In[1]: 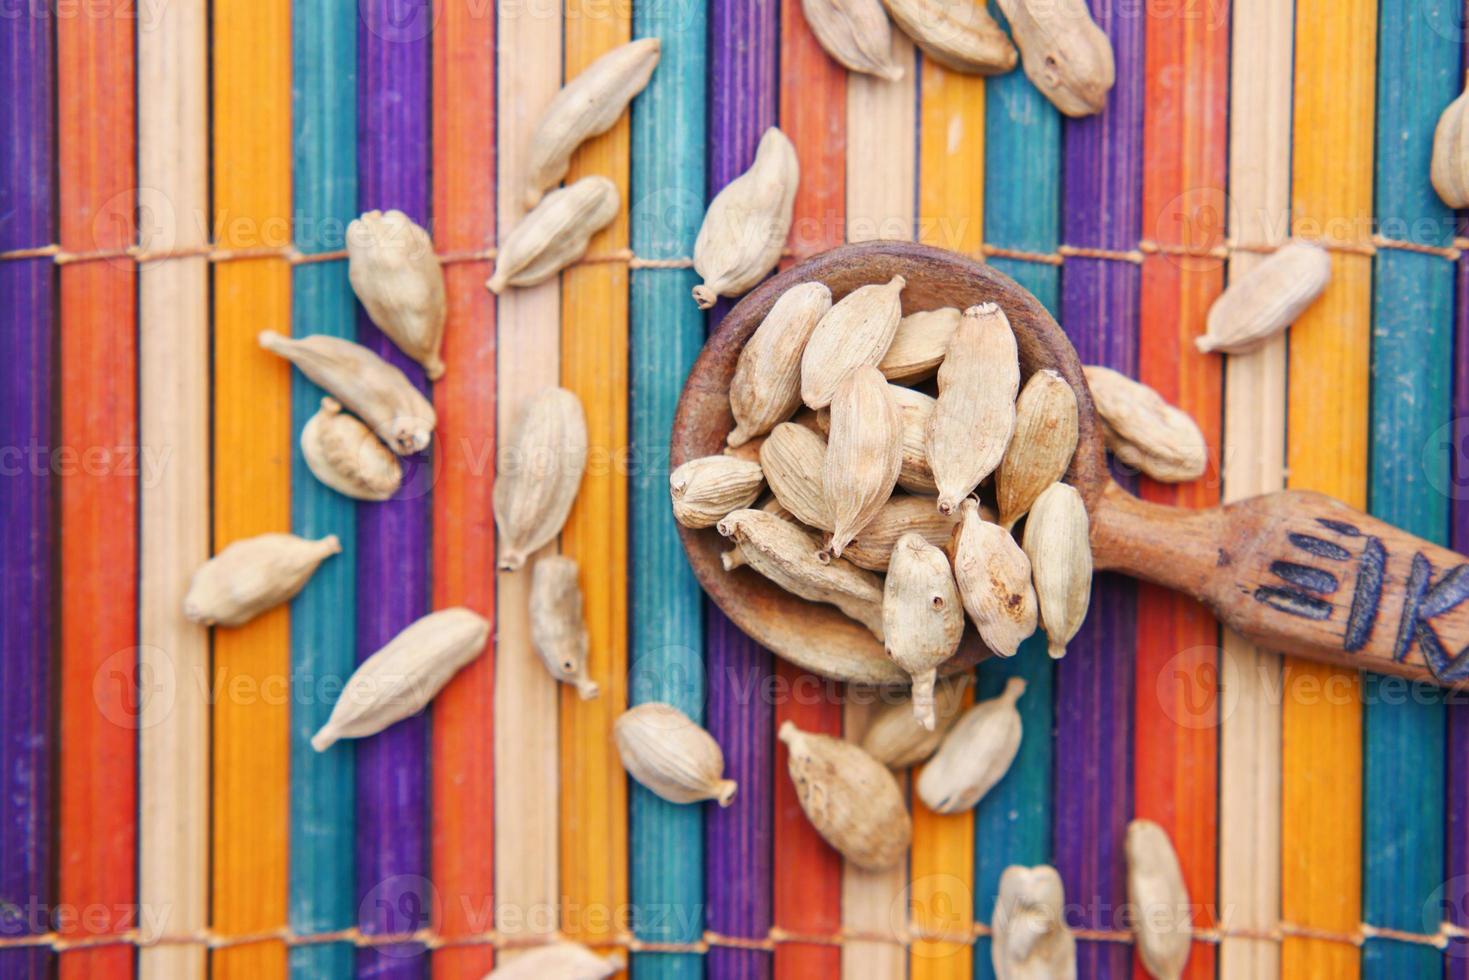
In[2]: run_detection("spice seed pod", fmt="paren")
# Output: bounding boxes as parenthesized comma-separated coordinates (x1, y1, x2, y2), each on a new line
(800, 275, 906, 410)
(837, 493, 960, 572)
(859, 676, 971, 770)
(1196, 240, 1330, 354)
(720, 495, 792, 571)
(691, 128, 799, 308)
(1433, 80, 1469, 208)
(759, 421, 834, 531)
(997, 369, 1078, 528)
(1022, 482, 1092, 659)
(529, 555, 599, 699)
(878, 306, 961, 383)
(1084, 365, 1207, 483)
(728, 281, 833, 446)
(824, 366, 903, 558)
(300, 397, 403, 502)
(998, 0, 1115, 118)
(488, 176, 620, 292)
(928, 302, 1020, 516)
(950, 498, 1038, 657)
(916, 677, 1025, 814)
(992, 865, 1077, 980)
(494, 387, 589, 571)
(614, 702, 737, 807)
(883, 534, 965, 730)
(801, 0, 906, 81)
(484, 942, 625, 980)
(882, 0, 1017, 75)
(779, 720, 913, 871)
(669, 455, 765, 529)
(1126, 819, 1192, 980)
(184, 532, 342, 628)
(346, 209, 446, 379)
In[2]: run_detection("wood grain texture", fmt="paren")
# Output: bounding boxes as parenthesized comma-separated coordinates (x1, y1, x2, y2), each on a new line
(288, 3, 358, 977)
(137, 3, 210, 976)
(55, 6, 136, 978)
(211, 0, 292, 974)
(629, 1, 708, 977)
(0, 7, 54, 978)
(430, 2, 497, 977)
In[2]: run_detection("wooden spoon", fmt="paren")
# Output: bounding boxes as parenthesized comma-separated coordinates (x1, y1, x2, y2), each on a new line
(672, 240, 1469, 689)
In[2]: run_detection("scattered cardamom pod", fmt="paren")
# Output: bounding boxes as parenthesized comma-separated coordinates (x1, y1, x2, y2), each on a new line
(669, 455, 765, 529)
(717, 508, 885, 640)
(801, 0, 906, 81)
(691, 128, 799, 309)
(800, 275, 906, 410)
(883, 534, 965, 730)
(183, 532, 341, 627)
(1126, 819, 1192, 980)
(824, 365, 903, 558)
(992, 865, 1076, 980)
(878, 306, 961, 383)
(494, 387, 589, 571)
(859, 676, 971, 770)
(311, 607, 490, 751)
(997, 369, 1078, 528)
(916, 676, 1025, 813)
(614, 702, 737, 807)
(529, 556, 599, 700)
(998, 0, 1115, 117)
(928, 303, 1020, 515)
(525, 38, 661, 208)
(1433, 81, 1469, 208)
(259, 330, 436, 455)
(1196, 240, 1331, 354)
(1083, 365, 1207, 483)
(488, 175, 620, 292)
(882, 0, 1017, 75)
(346, 209, 446, 380)
(485, 942, 625, 980)
(759, 421, 834, 531)
(835, 493, 959, 572)
(1022, 482, 1092, 659)
(300, 397, 403, 502)
(728, 282, 833, 446)
(778, 720, 912, 871)
(950, 498, 1037, 657)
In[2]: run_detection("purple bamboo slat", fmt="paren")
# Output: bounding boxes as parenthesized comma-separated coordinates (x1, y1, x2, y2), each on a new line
(0, 7, 54, 978)
(1053, 2, 1144, 977)
(706, 2, 778, 976)
(356, 3, 433, 977)
(1448, 209, 1469, 976)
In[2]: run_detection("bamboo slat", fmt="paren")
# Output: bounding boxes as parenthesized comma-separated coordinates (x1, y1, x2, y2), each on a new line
(1282, 4, 1375, 976)
(628, 2, 708, 977)
(355, 2, 434, 974)
(1452, 51, 1469, 980)
(211, 0, 292, 974)
(430, 3, 497, 977)
(842, 32, 917, 980)
(1217, 0, 1291, 975)
(773, 5, 846, 979)
(137, 2, 210, 977)
(56, 6, 136, 978)
(1362, 2, 1456, 976)
(0, 8, 54, 979)
(288, 3, 358, 977)
(1134, 5, 1228, 979)
(493, 0, 562, 962)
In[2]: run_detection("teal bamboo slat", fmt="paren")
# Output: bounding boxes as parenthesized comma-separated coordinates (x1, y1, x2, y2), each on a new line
(1363, 0, 1457, 975)
(289, 3, 357, 975)
(628, 1, 708, 976)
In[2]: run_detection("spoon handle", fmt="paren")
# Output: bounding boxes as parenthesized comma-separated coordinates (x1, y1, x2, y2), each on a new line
(1091, 480, 1469, 687)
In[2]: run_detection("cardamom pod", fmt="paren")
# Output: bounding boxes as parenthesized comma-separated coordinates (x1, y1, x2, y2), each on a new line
(883, 534, 965, 730)
(759, 421, 834, 531)
(1022, 482, 1092, 659)
(800, 275, 906, 410)
(837, 493, 960, 572)
(717, 508, 885, 640)
(778, 720, 913, 871)
(488, 176, 620, 292)
(998, 0, 1115, 117)
(183, 532, 341, 627)
(824, 365, 903, 558)
(1126, 819, 1193, 980)
(346, 209, 446, 379)
(485, 942, 624, 980)
(878, 306, 961, 383)
(950, 498, 1037, 657)
(801, 0, 906, 81)
(997, 369, 1078, 528)
(691, 128, 799, 309)
(494, 387, 589, 571)
(529, 556, 599, 700)
(859, 676, 971, 770)
(669, 455, 765, 529)
(916, 676, 1024, 813)
(525, 38, 661, 208)
(1196, 240, 1331, 354)
(882, 0, 1017, 75)
(929, 303, 1020, 515)
(1433, 81, 1469, 208)
(819, 388, 939, 495)
(992, 865, 1076, 980)
(720, 495, 791, 571)
(728, 281, 833, 446)
(1084, 365, 1207, 483)
(259, 331, 436, 455)
(614, 702, 737, 807)
(300, 397, 403, 502)
(311, 607, 490, 750)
